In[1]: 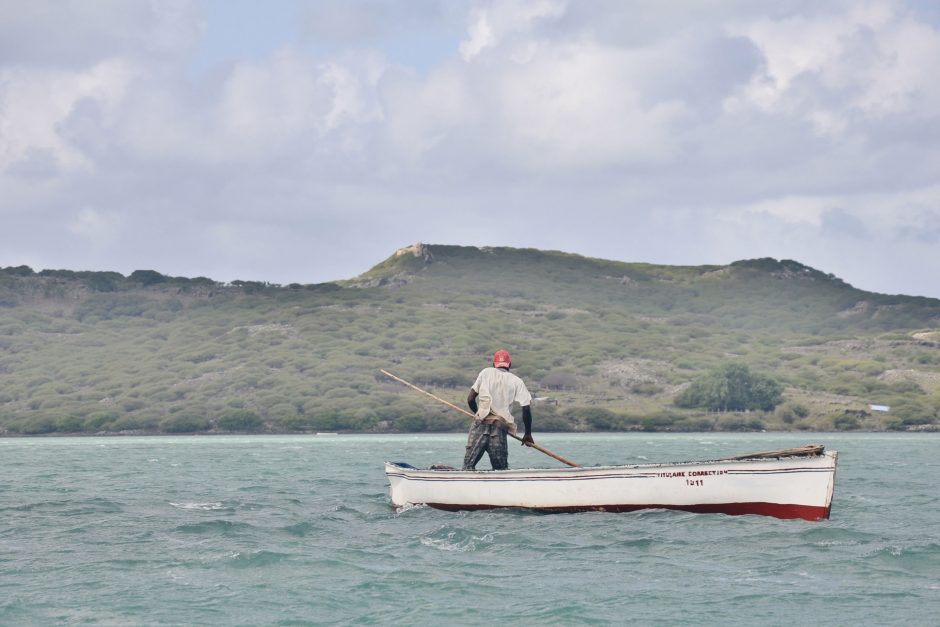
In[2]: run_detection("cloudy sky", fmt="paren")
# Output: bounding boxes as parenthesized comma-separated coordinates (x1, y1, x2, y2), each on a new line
(2, 1, 939, 297)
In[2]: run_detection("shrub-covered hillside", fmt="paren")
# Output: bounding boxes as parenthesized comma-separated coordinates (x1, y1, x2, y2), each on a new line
(1, 244, 939, 435)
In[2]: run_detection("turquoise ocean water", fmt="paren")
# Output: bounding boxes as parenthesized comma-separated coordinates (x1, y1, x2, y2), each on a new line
(2, 433, 938, 625)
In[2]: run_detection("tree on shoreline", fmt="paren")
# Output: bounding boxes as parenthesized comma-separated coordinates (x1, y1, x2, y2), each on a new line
(674, 363, 783, 412)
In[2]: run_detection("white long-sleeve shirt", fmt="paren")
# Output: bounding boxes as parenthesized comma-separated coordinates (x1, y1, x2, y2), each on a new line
(471, 367, 532, 433)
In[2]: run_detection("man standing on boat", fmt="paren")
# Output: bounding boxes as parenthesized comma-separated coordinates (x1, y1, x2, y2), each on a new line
(464, 350, 534, 470)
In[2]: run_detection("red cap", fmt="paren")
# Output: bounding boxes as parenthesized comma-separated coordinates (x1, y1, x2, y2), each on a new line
(493, 350, 511, 369)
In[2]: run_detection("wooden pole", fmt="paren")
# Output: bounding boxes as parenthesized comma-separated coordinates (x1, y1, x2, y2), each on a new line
(380, 369, 579, 468)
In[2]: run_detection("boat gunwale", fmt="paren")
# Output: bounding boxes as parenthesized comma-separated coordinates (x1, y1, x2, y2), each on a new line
(385, 450, 837, 478)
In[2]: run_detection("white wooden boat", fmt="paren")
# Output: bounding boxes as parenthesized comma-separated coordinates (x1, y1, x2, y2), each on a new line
(385, 445, 838, 521)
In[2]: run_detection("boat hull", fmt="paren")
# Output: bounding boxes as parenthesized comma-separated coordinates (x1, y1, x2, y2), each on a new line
(385, 450, 838, 521)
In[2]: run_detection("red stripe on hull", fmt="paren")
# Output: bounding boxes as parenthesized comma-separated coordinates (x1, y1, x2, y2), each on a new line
(426, 502, 830, 521)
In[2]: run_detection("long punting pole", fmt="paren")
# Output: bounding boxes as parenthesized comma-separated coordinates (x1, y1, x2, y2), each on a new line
(380, 369, 579, 468)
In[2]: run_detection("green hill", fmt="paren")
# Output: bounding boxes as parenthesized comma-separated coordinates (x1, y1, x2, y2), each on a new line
(1, 244, 938, 435)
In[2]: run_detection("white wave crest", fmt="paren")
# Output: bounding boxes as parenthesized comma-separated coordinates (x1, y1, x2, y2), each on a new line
(394, 503, 428, 515)
(420, 531, 493, 552)
(169, 501, 225, 511)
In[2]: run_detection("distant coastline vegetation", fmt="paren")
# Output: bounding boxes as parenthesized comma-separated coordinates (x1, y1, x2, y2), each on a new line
(1, 244, 939, 436)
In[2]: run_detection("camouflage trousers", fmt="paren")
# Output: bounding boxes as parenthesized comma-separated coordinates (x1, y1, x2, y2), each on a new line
(462, 420, 509, 470)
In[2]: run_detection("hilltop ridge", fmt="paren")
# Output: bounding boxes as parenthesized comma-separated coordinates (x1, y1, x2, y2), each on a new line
(350, 243, 849, 290)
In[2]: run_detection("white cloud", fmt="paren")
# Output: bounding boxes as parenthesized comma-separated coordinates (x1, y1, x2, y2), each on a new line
(387, 15, 692, 170)
(380, 64, 474, 164)
(459, 0, 566, 60)
(487, 41, 689, 168)
(726, 183, 940, 245)
(725, 1, 940, 132)
(68, 208, 123, 249)
(0, 59, 136, 173)
(460, 10, 495, 60)
(0, 0, 202, 68)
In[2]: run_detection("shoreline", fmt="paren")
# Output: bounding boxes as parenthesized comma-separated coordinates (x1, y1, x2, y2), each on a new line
(2, 425, 937, 438)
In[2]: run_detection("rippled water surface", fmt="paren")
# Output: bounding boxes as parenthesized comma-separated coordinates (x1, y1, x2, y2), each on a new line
(2, 433, 938, 625)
